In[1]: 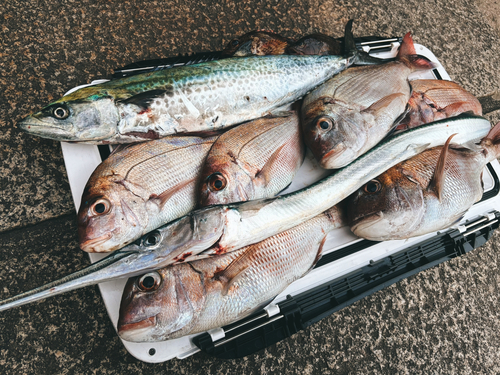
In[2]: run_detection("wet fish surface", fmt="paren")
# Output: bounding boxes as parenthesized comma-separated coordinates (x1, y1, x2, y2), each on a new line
(301, 33, 436, 169)
(117, 206, 344, 342)
(18, 20, 386, 144)
(0, 115, 490, 313)
(199, 113, 304, 206)
(78, 135, 218, 253)
(347, 121, 500, 240)
(396, 79, 482, 131)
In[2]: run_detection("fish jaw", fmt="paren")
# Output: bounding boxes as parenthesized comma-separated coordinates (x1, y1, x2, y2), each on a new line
(19, 97, 120, 142)
(78, 178, 150, 253)
(118, 316, 157, 342)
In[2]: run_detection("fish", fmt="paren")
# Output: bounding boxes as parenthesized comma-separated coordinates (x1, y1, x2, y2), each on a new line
(396, 79, 482, 131)
(301, 32, 436, 169)
(78, 135, 218, 253)
(199, 112, 304, 206)
(221, 30, 294, 57)
(287, 33, 343, 56)
(0, 115, 490, 312)
(18, 21, 381, 144)
(117, 206, 344, 342)
(347, 121, 500, 241)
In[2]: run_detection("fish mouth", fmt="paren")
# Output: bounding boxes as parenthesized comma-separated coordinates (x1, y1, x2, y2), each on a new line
(18, 117, 74, 140)
(320, 144, 348, 168)
(80, 232, 114, 253)
(350, 211, 384, 235)
(118, 316, 157, 342)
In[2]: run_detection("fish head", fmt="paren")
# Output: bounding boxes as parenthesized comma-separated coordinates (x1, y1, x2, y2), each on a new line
(118, 265, 206, 342)
(199, 160, 254, 206)
(78, 175, 150, 253)
(301, 98, 367, 169)
(346, 166, 425, 240)
(18, 87, 120, 142)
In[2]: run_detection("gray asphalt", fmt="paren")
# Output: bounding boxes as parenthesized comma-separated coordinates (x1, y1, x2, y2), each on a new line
(1, 0, 500, 373)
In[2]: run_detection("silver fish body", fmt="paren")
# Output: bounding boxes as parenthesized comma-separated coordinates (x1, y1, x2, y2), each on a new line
(301, 33, 435, 169)
(117, 206, 343, 342)
(199, 113, 304, 206)
(78, 135, 218, 253)
(0, 115, 491, 312)
(18, 55, 353, 144)
(347, 122, 500, 240)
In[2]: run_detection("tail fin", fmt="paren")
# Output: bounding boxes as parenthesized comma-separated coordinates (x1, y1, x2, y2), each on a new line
(397, 32, 438, 71)
(344, 19, 393, 66)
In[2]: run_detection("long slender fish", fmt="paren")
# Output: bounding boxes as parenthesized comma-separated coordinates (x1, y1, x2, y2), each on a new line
(199, 113, 304, 206)
(0, 115, 491, 311)
(117, 206, 343, 342)
(18, 21, 377, 144)
(78, 135, 218, 253)
(301, 33, 436, 169)
(347, 122, 500, 240)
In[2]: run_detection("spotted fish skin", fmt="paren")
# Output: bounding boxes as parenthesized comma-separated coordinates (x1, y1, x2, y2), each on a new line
(347, 121, 500, 240)
(78, 135, 218, 253)
(199, 113, 304, 206)
(117, 206, 343, 342)
(18, 55, 353, 144)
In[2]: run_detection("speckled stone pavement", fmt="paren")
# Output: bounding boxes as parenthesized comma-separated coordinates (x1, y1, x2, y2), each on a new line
(2, 1, 500, 373)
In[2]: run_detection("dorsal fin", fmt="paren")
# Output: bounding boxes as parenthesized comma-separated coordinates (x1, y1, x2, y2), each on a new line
(427, 133, 457, 201)
(397, 33, 437, 71)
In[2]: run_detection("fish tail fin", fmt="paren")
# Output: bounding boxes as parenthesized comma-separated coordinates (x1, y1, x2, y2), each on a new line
(344, 19, 392, 66)
(397, 32, 438, 71)
(480, 121, 500, 160)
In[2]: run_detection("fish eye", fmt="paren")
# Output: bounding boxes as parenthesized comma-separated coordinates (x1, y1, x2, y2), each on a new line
(207, 173, 227, 192)
(364, 180, 381, 194)
(143, 231, 161, 248)
(90, 198, 111, 216)
(138, 272, 161, 292)
(52, 106, 69, 119)
(231, 39, 240, 46)
(316, 116, 333, 131)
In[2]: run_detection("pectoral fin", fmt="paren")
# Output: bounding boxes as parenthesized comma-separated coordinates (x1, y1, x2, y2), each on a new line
(255, 142, 288, 187)
(149, 178, 196, 210)
(119, 89, 168, 110)
(214, 246, 258, 296)
(363, 93, 409, 130)
(427, 134, 457, 201)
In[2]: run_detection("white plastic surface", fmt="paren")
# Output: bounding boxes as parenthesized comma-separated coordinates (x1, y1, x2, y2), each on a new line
(60, 44, 496, 363)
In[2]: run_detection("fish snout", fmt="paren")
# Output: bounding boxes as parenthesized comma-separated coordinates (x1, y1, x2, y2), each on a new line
(118, 316, 157, 342)
(349, 211, 384, 237)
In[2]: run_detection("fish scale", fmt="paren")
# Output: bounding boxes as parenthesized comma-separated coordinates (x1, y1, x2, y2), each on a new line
(78, 135, 218, 253)
(19, 55, 353, 143)
(0, 116, 490, 313)
(347, 133, 498, 241)
(117, 207, 341, 341)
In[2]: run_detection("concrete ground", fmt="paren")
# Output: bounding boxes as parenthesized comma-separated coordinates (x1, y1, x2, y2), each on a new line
(2, 0, 500, 373)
